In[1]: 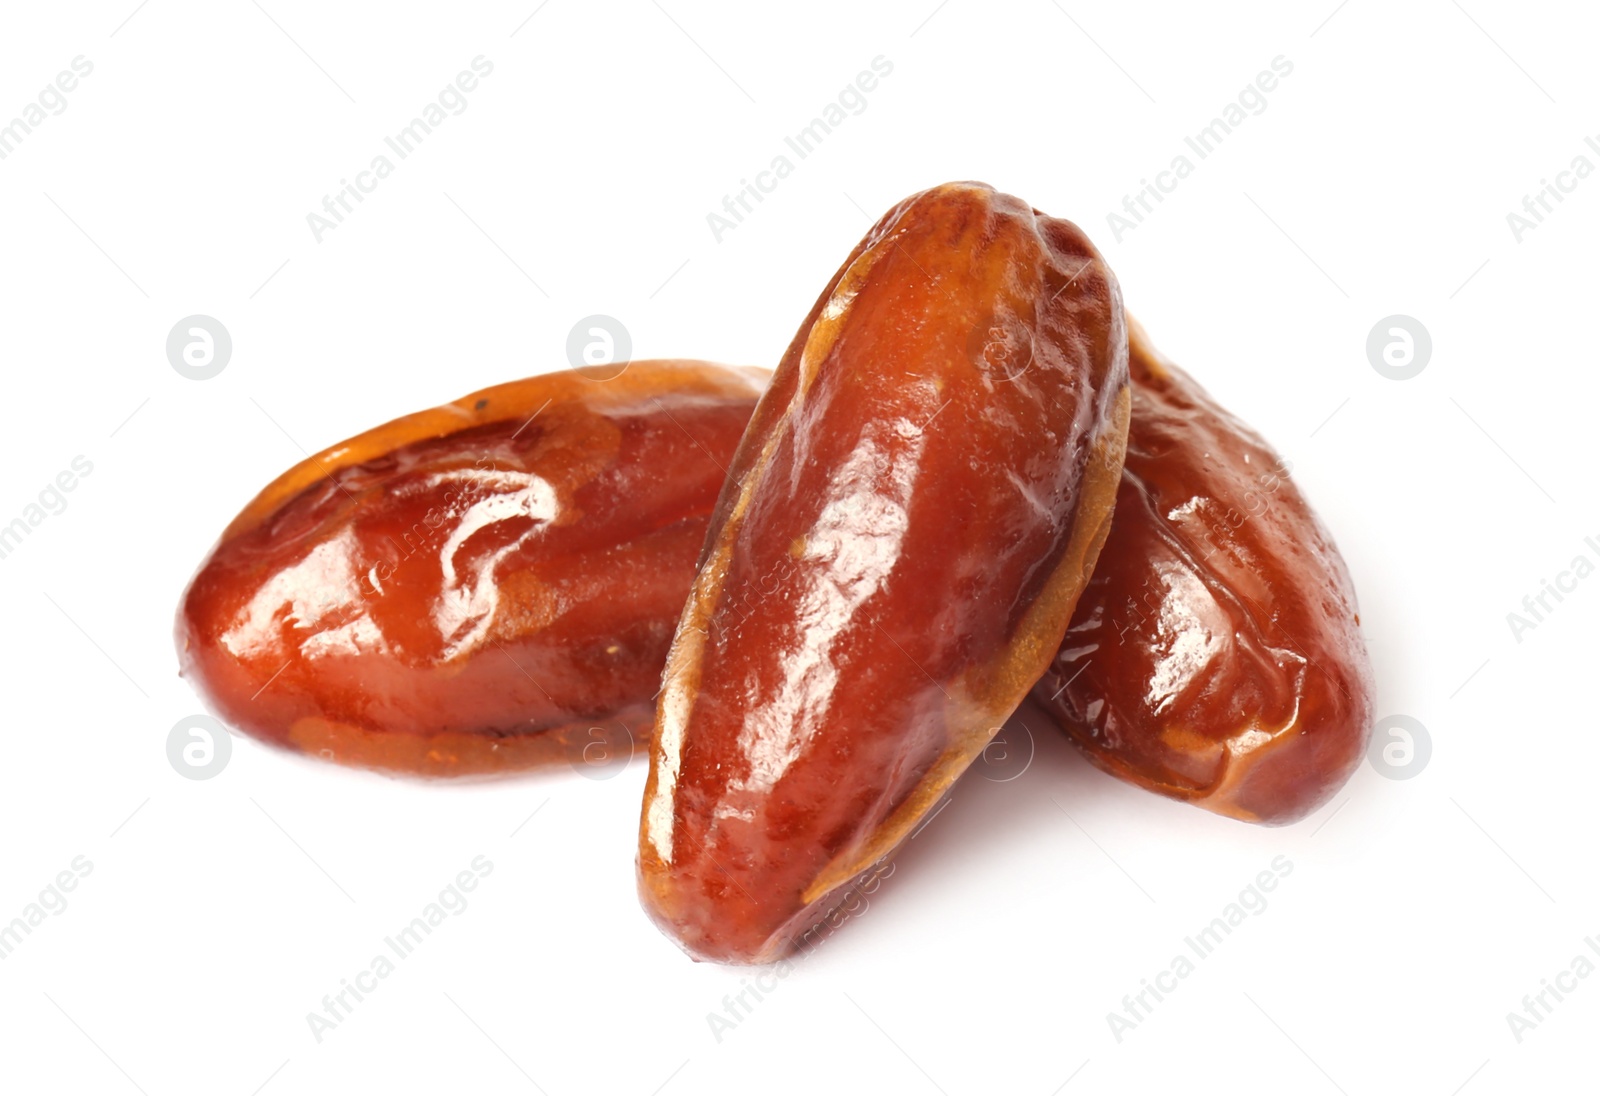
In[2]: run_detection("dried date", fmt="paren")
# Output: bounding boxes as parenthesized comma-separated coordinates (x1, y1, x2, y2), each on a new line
(1032, 320, 1374, 823)
(637, 183, 1131, 962)
(176, 360, 765, 777)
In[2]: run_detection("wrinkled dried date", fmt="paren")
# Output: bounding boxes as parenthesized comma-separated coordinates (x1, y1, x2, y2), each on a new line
(176, 360, 765, 777)
(637, 182, 1131, 962)
(1032, 320, 1374, 823)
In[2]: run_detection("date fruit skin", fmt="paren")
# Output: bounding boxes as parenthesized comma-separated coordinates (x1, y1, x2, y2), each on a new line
(176, 361, 766, 777)
(638, 182, 1131, 963)
(1032, 320, 1374, 824)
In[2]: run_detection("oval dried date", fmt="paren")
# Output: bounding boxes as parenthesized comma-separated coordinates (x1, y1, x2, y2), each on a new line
(1032, 320, 1374, 823)
(176, 360, 765, 777)
(637, 183, 1131, 962)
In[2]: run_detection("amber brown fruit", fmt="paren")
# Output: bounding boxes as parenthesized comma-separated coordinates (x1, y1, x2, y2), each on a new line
(176, 361, 765, 777)
(1032, 320, 1374, 824)
(638, 182, 1131, 962)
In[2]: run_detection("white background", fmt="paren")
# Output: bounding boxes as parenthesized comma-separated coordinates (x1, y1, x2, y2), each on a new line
(1, 1, 1595, 1093)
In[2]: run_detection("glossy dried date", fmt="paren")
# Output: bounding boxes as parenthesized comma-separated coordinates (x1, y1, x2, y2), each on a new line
(176, 360, 765, 777)
(638, 183, 1131, 962)
(1032, 320, 1374, 823)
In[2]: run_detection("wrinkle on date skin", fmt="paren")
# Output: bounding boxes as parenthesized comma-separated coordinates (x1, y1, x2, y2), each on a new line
(735, 430, 922, 798)
(431, 475, 560, 659)
(647, 432, 928, 864)
(224, 532, 366, 662)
